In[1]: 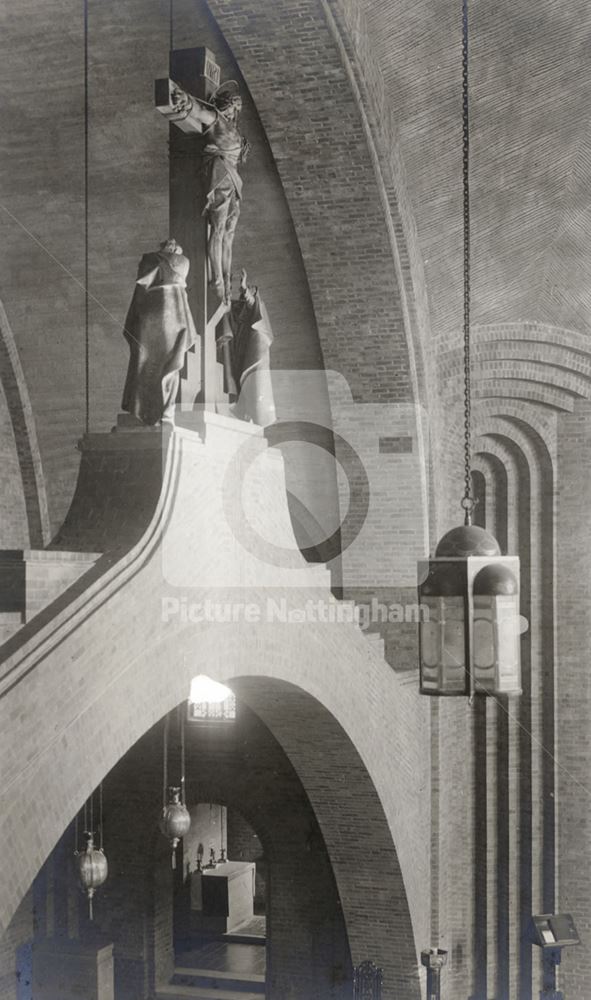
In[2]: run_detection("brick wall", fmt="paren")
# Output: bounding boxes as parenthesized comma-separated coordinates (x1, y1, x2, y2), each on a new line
(427, 318, 591, 1000)
(555, 400, 591, 1000)
(0, 890, 32, 1000)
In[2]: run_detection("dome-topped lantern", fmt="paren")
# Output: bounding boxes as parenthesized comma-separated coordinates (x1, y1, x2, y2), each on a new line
(417, 0, 521, 698)
(419, 525, 521, 697)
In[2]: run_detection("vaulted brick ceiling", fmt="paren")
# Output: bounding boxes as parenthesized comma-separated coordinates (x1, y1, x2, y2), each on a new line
(365, 0, 591, 341)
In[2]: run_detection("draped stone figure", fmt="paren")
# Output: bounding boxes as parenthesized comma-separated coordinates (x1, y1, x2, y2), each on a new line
(121, 240, 197, 425)
(217, 270, 276, 427)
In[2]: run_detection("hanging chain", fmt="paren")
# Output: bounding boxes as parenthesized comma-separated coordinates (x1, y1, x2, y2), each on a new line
(461, 0, 475, 525)
(163, 713, 170, 808)
(83, 0, 90, 434)
(179, 704, 186, 806)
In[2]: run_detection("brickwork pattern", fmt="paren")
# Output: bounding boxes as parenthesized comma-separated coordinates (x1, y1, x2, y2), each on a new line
(555, 400, 591, 1000)
(205, 0, 414, 406)
(430, 318, 591, 1000)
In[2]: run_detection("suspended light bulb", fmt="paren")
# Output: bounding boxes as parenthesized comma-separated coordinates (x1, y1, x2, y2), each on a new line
(417, 0, 522, 698)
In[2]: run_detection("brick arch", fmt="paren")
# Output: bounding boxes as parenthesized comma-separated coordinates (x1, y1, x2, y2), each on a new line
(439, 321, 591, 412)
(475, 380, 577, 412)
(206, 0, 425, 411)
(96, 699, 355, 999)
(138, 677, 422, 998)
(1, 640, 423, 999)
(0, 299, 49, 547)
(0, 427, 428, 1000)
(230, 676, 420, 996)
(0, 399, 432, 1000)
(471, 417, 556, 1000)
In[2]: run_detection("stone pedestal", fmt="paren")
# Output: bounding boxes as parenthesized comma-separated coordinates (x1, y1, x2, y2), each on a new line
(31, 938, 114, 1000)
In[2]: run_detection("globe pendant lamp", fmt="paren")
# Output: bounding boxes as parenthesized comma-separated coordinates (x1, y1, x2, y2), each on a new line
(159, 709, 191, 868)
(75, 830, 108, 920)
(74, 786, 108, 920)
(418, 0, 522, 699)
(160, 786, 191, 869)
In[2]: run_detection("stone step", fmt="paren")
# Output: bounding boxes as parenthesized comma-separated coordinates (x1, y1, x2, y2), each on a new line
(173, 966, 264, 993)
(157, 983, 262, 1000)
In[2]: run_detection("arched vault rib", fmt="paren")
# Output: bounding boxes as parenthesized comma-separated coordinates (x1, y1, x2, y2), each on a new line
(0, 299, 49, 546)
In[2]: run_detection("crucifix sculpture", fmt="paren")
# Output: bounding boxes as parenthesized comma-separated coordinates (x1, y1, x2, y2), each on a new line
(155, 47, 249, 411)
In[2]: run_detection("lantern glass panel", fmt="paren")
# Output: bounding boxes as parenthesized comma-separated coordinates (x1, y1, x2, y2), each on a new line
(441, 596, 465, 691)
(420, 597, 441, 668)
(495, 594, 520, 691)
(473, 598, 495, 669)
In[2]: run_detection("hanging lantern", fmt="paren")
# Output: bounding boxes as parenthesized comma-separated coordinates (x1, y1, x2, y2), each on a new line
(419, 525, 521, 697)
(417, 0, 522, 698)
(159, 709, 190, 868)
(75, 831, 108, 920)
(160, 785, 191, 869)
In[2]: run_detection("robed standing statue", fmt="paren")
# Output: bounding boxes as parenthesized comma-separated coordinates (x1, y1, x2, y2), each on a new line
(217, 269, 276, 427)
(121, 239, 197, 425)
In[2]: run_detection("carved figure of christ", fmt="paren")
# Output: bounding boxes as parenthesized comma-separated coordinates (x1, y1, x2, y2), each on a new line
(156, 78, 247, 304)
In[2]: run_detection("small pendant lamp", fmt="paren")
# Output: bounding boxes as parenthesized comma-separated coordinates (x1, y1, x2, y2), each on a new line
(418, 0, 522, 698)
(159, 710, 191, 868)
(74, 786, 108, 920)
(76, 831, 108, 920)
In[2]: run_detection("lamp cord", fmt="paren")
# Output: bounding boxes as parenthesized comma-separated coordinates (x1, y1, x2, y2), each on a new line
(163, 714, 169, 809)
(461, 0, 474, 524)
(180, 704, 186, 806)
(83, 0, 90, 434)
